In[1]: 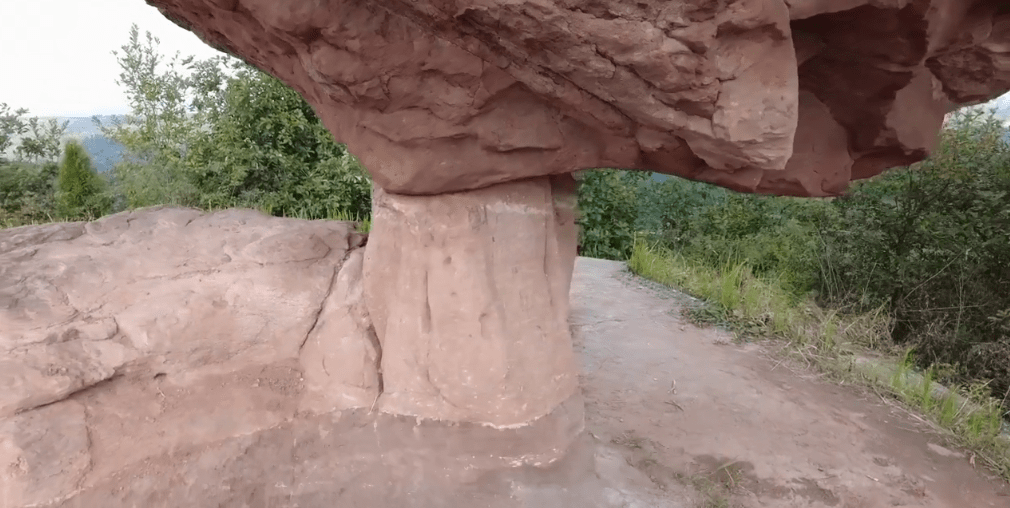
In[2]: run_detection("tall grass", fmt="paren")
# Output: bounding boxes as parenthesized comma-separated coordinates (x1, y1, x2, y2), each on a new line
(629, 237, 1010, 480)
(265, 203, 372, 232)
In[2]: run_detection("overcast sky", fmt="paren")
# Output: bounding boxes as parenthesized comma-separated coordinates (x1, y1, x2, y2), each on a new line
(0, 0, 229, 117)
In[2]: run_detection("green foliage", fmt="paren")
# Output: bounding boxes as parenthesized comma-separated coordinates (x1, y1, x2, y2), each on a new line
(820, 110, 1010, 397)
(0, 103, 30, 159)
(635, 176, 828, 298)
(576, 169, 647, 260)
(97, 24, 371, 222)
(56, 141, 110, 220)
(1, 161, 59, 226)
(96, 24, 212, 169)
(0, 103, 68, 164)
(184, 66, 371, 219)
(1, 103, 80, 226)
(633, 175, 724, 235)
(15, 117, 69, 163)
(579, 110, 1010, 407)
(92, 25, 223, 211)
(594, 110, 1010, 407)
(110, 159, 200, 210)
(5, 25, 370, 229)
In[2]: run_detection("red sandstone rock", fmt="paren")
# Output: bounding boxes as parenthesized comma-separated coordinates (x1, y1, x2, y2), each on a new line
(0, 208, 592, 507)
(148, 0, 1010, 197)
(8, 4, 1010, 503)
(0, 208, 373, 422)
(363, 175, 580, 426)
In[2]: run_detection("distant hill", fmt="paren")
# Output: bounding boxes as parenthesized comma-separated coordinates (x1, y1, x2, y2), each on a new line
(0, 115, 126, 172)
(69, 115, 127, 173)
(64, 116, 116, 138)
(80, 133, 126, 173)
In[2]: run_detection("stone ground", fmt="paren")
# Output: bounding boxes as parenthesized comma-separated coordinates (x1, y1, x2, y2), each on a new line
(572, 256, 1010, 507)
(8, 252, 1010, 507)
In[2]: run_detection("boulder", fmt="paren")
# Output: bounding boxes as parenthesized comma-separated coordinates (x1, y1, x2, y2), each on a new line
(0, 207, 588, 506)
(0, 207, 376, 420)
(147, 0, 1010, 196)
(0, 208, 361, 504)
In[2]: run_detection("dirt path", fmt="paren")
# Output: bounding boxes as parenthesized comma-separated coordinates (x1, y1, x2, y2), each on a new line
(571, 257, 1010, 508)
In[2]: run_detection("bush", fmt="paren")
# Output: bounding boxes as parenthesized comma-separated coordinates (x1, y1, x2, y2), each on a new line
(819, 110, 1010, 395)
(635, 176, 829, 298)
(57, 141, 111, 220)
(0, 161, 59, 226)
(578, 112, 1010, 406)
(110, 158, 201, 210)
(576, 169, 647, 260)
(99, 26, 372, 223)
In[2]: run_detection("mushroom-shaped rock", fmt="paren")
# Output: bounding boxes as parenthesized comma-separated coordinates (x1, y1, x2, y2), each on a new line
(138, 0, 1010, 427)
(7, 1, 1008, 505)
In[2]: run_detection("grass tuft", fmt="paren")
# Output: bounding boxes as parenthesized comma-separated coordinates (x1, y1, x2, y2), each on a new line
(628, 236, 1010, 481)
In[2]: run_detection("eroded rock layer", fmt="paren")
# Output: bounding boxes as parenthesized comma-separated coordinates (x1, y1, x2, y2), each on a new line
(147, 0, 1010, 196)
(0, 207, 587, 506)
(364, 175, 580, 426)
(0, 207, 375, 421)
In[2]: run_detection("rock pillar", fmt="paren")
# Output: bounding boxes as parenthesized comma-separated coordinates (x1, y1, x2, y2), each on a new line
(363, 175, 580, 427)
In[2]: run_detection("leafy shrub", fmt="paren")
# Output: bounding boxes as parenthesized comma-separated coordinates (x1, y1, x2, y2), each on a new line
(56, 141, 111, 220)
(0, 161, 58, 226)
(110, 158, 200, 210)
(580, 112, 1010, 406)
(576, 169, 647, 260)
(819, 110, 1010, 396)
(636, 176, 828, 298)
(634, 174, 724, 236)
(99, 25, 372, 222)
(183, 66, 371, 219)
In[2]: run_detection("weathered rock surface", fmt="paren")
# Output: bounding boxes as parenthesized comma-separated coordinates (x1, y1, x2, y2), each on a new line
(0, 207, 593, 507)
(364, 175, 580, 427)
(1, 207, 375, 422)
(0, 208, 366, 504)
(148, 0, 1010, 196)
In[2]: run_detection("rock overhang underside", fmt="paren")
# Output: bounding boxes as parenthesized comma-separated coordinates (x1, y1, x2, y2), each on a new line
(147, 0, 1010, 197)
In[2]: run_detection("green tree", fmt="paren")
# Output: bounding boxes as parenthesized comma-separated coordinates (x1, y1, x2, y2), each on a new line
(0, 161, 59, 226)
(186, 65, 371, 218)
(15, 117, 69, 163)
(2, 105, 71, 226)
(94, 24, 227, 208)
(98, 24, 206, 164)
(57, 141, 108, 219)
(0, 103, 29, 161)
(99, 24, 371, 219)
(820, 110, 1010, 396)
(576, 169, 648, 260)
(633, 174, 827, 296)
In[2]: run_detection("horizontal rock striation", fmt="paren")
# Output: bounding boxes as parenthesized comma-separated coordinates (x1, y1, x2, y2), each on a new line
(148, 0, 1010, 196)
(364, 175, 580, 427)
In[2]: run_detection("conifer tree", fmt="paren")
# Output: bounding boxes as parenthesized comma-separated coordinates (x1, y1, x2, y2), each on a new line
(57, 141, 105, 219)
